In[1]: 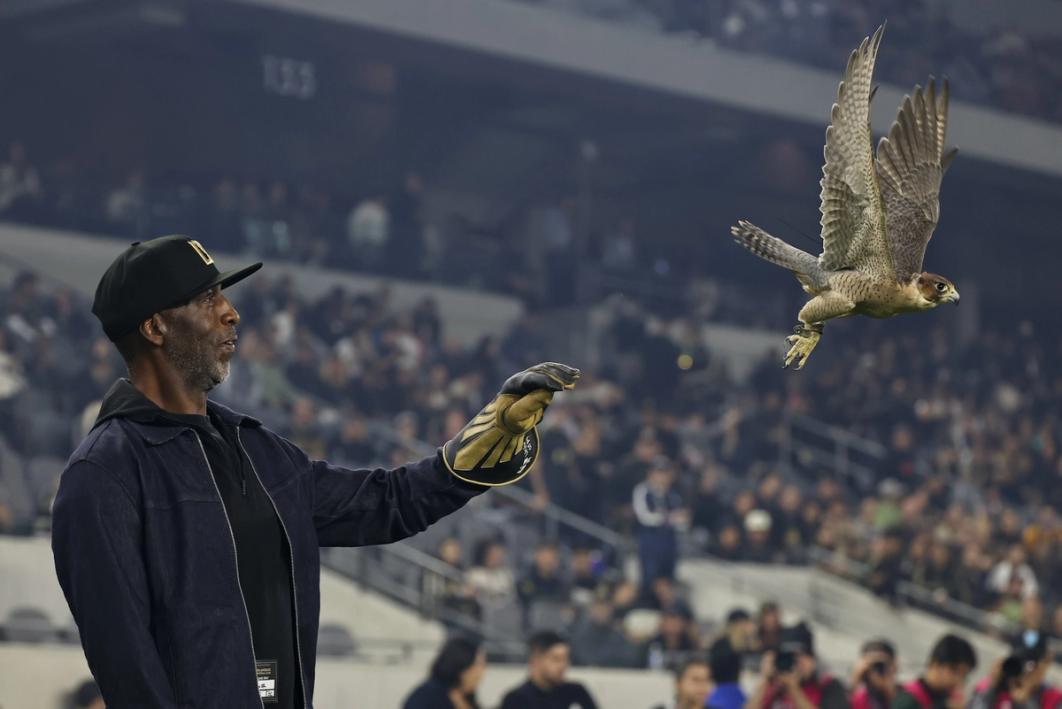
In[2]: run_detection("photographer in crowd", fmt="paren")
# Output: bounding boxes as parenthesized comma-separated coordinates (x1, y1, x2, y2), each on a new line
(968, 632, 1062, 709)
(892, 634, 977, 709)
(746, 622, 848, 709)
(850, 639, 900, 709)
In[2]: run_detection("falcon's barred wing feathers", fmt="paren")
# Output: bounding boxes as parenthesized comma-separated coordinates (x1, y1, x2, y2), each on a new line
(875, 78, 956, 282)
(818, 24, 892, 277)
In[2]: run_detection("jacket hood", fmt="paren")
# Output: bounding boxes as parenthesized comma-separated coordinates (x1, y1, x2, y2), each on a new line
(91, 378, 260, 431)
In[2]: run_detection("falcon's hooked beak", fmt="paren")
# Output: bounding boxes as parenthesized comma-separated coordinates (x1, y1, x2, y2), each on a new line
(946, 290, 960, 305)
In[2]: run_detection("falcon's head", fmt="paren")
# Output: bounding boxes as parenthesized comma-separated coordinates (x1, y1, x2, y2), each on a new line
(915, 273, 960, 308)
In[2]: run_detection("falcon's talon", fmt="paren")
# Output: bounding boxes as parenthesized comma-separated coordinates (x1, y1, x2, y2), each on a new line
(784, 327, 821, 370)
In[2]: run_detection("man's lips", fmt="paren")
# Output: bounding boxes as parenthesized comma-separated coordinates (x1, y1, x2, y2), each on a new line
(219, 336, 238, 352)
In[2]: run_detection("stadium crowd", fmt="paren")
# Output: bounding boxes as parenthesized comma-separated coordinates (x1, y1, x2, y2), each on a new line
(501, 0, 1062, 123)
(2, 243, 1062, 655)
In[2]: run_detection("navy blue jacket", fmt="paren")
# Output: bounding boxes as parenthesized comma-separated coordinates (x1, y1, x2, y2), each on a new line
(51, 388, 484, 708)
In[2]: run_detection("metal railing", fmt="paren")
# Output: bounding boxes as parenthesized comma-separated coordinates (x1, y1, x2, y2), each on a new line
(324, 543, 528, 661)
(779, 412, 888, 492)
(805, 546, 1019, 637)
(369, 426, 633, 554)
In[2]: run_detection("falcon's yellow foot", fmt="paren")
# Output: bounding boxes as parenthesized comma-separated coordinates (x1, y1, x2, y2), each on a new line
(784, 324, 822, 370)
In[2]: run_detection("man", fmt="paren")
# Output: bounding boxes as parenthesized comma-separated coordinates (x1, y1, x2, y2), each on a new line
(706, 648, 747, 709)
(891, 633, 977, 709)
(968, 632, 1062, 709)
(632, 456, 689, 595)
(500, 630, 598, 709)
(570, 598, 640, 668)
(745, 623, 848, 709)
(517, 541, 570, 627)
(650, 656, 710, 709)
(51, 235, 579, 709)
(709, 608, 757, 661)
(850, 639, 900, 709)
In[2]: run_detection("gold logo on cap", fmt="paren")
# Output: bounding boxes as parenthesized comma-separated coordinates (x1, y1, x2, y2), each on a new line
(187, 239, 214, 266)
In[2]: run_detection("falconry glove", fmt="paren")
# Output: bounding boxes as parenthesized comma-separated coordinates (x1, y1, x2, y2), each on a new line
(443, 362, 580, 486)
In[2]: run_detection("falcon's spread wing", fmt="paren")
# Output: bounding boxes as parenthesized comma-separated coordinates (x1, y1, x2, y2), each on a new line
(818, 25, 892, 277)
(875, 78, 955, 282)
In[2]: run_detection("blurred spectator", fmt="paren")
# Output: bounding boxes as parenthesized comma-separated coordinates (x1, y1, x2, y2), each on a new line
(570, 597, 640, 668)
(387, 171, 425, 277)
(346, 195, 390, 268)
(643, 576, 694, 619)
(707, 647, 747, 709)
(105, 170, 148, 236)
(69, 678, 104, 709)
(517, 541, 570, 626)
(743, 509, 781, 563)
(757, 601, 783, 652)
(428, 538, 482, 628)
(650, 656, 711, 709)
(892, 633, 978, 709)
(499, 630, 598, 709)
(568, 546, 601, 602)
(849, 638, 899, 709)
(987, 545, 1040, 601)
(466, 539, 516, 608)
(633, 456, 689, 594)
(969, 631, 1059, 709)
(643, 607, 699, 670)
(0, 141, 42, 218)
(709, 607, 757, 661)
(746, 623, 847, 709)
(867, 530, 905, 604)
(403, 636, 485, 709)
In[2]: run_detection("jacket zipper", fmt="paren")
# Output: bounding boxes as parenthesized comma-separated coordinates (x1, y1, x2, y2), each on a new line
(236, 427, 309, 709)
(194, 433, 266, 709)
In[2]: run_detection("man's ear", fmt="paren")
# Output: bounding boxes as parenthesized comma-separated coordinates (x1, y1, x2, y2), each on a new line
(139, 314, 166, 347)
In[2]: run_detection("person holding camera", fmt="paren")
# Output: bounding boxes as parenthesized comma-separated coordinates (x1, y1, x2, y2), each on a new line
(746, 623, 849, 709)
(850, 639, 900, 709)
(891, 634, 977, 709)
(968, 632, 1062, 709)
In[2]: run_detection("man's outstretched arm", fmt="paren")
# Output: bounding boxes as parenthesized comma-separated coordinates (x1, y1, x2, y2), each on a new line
(309, 362, 579, 546)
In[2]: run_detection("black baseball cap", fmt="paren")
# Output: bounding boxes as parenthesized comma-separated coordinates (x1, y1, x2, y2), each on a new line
(92, 235, 262, 342)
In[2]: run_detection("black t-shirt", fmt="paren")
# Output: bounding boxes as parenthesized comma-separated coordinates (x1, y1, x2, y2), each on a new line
(499, 680, 598, 709)
(161, 408, 302, 709)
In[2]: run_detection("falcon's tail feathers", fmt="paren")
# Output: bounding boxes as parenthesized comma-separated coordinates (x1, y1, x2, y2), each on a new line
(731, 220, 821, 280)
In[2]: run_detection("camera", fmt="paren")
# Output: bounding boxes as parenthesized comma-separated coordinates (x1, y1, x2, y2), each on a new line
(869, 660, 889, 676)
(1000, 656, 1025, 682)
(776, 650, 797, 673)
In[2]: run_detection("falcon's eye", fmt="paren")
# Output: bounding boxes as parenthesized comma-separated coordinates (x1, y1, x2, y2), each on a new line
(935, 282, 947, 292)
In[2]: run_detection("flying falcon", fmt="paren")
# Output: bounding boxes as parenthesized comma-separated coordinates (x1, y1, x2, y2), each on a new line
(731, 24, 960, 369)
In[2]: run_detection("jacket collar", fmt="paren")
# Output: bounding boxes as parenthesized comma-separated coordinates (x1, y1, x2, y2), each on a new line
(95, 378, 262, 446)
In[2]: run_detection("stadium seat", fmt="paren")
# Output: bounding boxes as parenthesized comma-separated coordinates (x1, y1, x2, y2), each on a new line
(3, 605, 60, 643)
(528, 599, 571, 631)
(25, 455, 65, 512)
(317, 622, 357, 657)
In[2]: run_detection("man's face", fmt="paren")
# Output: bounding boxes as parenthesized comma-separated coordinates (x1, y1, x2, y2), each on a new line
(795, 652, 817, 682)
(649, 466, 672, 488)
(864, 653, 897, 692)
(676, 663, 710, 707)
(935, 663, 971, 692)
(535, 547, 559, 575)
(158, 285, 239, 392)
(531, 643, 570, 687)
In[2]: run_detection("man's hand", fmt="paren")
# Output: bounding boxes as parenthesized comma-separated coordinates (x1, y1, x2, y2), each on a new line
(443, 362, 580, 486)
(495, 363, 580, 433)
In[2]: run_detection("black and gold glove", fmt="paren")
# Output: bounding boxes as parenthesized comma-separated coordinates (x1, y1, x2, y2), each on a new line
(443, 362, 580, 486)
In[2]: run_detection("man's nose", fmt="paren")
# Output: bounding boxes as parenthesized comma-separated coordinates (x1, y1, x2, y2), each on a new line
(220, 295, 240, 325)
